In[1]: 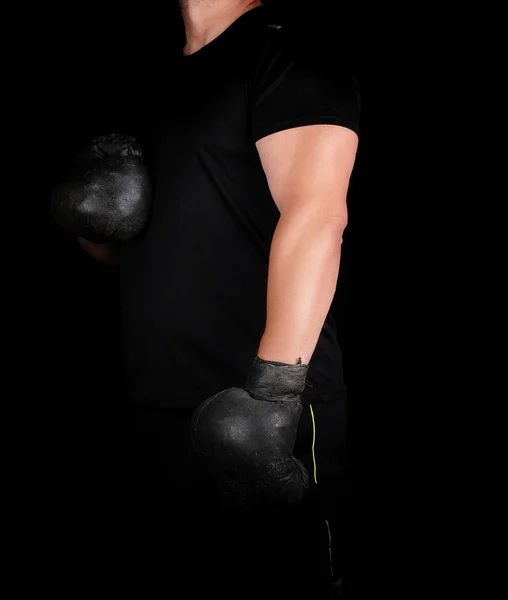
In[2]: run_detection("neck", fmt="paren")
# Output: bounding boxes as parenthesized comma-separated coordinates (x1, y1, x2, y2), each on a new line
(180, 0, 262, 55)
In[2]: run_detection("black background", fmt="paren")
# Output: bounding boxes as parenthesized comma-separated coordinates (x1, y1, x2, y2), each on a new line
(20, 1, 419, 597)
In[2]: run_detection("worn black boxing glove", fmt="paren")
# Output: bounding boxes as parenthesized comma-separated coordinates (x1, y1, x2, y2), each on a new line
(190, 356, 310, 506)
(50, 133, 152, 243)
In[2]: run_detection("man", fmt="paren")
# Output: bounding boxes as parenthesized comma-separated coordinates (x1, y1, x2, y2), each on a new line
(75, 0, 359, 596)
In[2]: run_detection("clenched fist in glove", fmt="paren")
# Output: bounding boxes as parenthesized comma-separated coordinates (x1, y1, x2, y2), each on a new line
(191, 356, 309, 506)
(50, 133, 152, 243)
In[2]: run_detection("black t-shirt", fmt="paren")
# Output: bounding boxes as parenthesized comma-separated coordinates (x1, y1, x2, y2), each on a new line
(120, 6, 360, 408)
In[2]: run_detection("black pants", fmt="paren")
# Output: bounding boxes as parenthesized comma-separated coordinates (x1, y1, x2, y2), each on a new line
(64, 401, 347, 597)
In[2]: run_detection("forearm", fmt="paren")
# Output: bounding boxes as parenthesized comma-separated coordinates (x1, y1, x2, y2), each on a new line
(257, 211, 346, 366)
(77, 237, 120, 267)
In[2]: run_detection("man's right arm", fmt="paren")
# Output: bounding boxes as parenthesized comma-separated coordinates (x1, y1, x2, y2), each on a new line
(51, 133, 152, 264)
(77, 237, 120, 267)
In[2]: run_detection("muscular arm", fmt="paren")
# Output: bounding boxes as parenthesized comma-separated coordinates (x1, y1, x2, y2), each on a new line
(255, 124, 358, 365)
(77, 237, 120, 267)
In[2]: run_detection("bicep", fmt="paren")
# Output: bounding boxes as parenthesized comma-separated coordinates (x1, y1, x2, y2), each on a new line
(255, 124, 358, 217)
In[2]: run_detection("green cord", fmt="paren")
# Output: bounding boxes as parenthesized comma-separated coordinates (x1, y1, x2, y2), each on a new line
(310, 404, 318, 484)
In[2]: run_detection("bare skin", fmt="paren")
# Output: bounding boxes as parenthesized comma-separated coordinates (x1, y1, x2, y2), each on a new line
(77, 237, 120, 267)
(179, 0, 263, 56)
(255, 125, 358, 365)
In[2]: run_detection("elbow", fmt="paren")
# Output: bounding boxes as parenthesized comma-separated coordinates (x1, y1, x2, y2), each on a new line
(323, 212, 348, 244)
(276, 204, 348, 246)
(307, 203, 348, 237)
(329, 212, 348, 232)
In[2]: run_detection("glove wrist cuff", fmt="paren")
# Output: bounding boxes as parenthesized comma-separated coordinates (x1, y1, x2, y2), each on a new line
(245, 356, 309, 402)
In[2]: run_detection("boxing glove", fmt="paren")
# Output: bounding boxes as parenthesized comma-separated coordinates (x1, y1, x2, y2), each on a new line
(191, 356, 309, 506)
(50, 133, 152, 243)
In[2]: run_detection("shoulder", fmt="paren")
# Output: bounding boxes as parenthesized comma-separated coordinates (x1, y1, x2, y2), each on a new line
(251, 12, 356, 92)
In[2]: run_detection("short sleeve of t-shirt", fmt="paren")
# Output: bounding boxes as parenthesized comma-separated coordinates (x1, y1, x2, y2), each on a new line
(250, 30, 361, 142)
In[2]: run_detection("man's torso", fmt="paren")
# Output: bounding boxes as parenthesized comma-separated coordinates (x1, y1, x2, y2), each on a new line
(120, 7, 347, 407)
